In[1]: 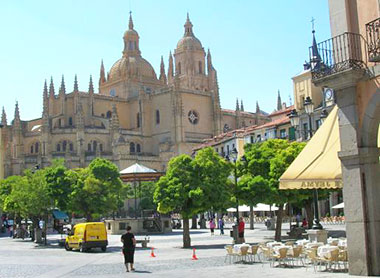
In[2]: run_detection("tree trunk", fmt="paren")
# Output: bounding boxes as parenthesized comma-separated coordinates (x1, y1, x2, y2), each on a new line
(305, 199, 314, 229)
(274, 205, 284, 242)
(249, 206, 254, 230)
(183, 217, 191, 248)
(86, 212, 92, 222)
(191, 215, 197, 229)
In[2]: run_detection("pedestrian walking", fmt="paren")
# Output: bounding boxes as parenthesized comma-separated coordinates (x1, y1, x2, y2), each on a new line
(238, 217, 245, 243)
(218, 218, 224, 235)
(121, 226, 136, 272)
(209, 218, 216, 236)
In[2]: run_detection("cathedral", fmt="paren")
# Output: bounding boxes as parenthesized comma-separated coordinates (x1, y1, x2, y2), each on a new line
(0, 14, 269, 176)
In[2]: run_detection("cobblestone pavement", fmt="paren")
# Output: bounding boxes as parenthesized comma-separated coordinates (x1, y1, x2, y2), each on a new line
(0, 223, 366, 278)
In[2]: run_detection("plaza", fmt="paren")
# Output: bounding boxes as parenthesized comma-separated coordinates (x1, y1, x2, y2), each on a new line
(0, 223, 363, 278)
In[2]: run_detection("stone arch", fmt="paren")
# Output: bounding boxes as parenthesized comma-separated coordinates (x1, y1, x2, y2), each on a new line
(356, 89, 380, 275)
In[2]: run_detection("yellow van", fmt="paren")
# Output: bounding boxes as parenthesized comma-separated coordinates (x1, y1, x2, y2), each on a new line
(65, 222, 108, 252)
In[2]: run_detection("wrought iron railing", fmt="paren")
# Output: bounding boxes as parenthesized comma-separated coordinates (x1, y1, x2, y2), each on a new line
(309, 32, 368, 80)
(366, 17, 380, 62)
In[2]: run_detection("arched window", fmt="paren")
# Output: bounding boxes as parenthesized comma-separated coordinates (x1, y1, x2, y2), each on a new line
(58, 119, 62, 128)
(106, 111, 112, 118)
(156, 110, 160, 125)
(62, 141, 67, 152)
(130, 142, 135, 153)
(30, 145, 34, 154)
(87, 143, 91, 152)
(177, 62, 181, 75)
(69, 143, 73, 152)
(57, 144, 61, 152)
(35, 142, 39, 153)
(136, 144, 141, 153)
(129, 41, 133, 50)
(93, 141, 97, 151)
(199, 61, 202, 74)
(99, 144, 103, 152)
(69, 117, 73, 126)
(137, 112, 140, 128)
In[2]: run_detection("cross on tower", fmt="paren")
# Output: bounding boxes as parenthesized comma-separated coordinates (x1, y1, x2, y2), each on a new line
(311, 17, 316, 32)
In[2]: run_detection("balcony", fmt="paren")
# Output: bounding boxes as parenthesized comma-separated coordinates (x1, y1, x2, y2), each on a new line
(309, 32, 368, 82)
(366, 17, 380, 62)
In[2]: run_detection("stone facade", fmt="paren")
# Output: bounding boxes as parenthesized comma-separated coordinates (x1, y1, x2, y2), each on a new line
(0, 14, 269, 176)
(315, 0, 380, 275)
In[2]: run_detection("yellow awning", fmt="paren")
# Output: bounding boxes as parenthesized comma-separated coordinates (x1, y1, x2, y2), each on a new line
(279, 106, 343, 190)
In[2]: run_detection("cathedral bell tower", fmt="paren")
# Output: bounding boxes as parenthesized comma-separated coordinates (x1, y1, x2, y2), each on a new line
(173, 14, 208, 91)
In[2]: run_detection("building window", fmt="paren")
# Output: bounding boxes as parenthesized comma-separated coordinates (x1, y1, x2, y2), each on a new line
(58, 119, 62, 128)
(216, 148, 218, 154)
(30, 145, 34, 154)
(134, 41, 137, 50)
(62, 141, 67, 152)
(69, 117, 73, 126)
(35, 142, 39, 153)
(57, 144, 61, 152)
(93, 141, 97, 151)
(303, 123, 309, 140)
(156, 110, 160, 125)
(250, 136, 254, 143)
(188, 110, 199, 125)
(137, 113, 140, 128)
(288, 127, 295, 141)
(106, 111, 112, 118)
(199, 61, 202, 74)
(221, 146, 224, 155)
(129, 41, 133, 50)
(130, 142, 135, 153)
(69, 143, 73, 152)
(88, 143, 91, 152)
(227, 145, 230, 154)
(280, 129, 286, 139)
(136, 144, 141, 153)
(177, 62, 181, 75)
(232, 144, 235, 150)
(257, 135, 261, 142)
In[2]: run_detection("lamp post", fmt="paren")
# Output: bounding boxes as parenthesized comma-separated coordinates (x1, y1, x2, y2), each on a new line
(225, 148, 239, 225)
(303, 97, 323, 230)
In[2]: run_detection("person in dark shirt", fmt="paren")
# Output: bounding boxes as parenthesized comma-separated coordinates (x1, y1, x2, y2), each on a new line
(121, 226, 136, 272)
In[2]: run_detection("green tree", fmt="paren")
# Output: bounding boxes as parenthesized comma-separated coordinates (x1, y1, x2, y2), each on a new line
(154, 148, 231, 247)
(243, 139, 306, 241)
(44, 159, 72, 212)
(68, 158, 126, 221)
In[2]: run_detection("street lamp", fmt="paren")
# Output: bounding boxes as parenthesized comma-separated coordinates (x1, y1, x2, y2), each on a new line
(303, 96, 323, 230)
(225, 148, 239, 225)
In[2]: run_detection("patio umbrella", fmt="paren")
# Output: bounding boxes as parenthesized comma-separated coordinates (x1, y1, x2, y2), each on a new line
(332, 202, 344, 209)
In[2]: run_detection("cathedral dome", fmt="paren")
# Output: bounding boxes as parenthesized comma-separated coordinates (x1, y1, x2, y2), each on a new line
(176, 36, 203, 51)
(108, 56, 157, 82)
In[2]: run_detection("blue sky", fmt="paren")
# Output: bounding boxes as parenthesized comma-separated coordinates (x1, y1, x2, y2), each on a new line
(0, 0, 331, 121)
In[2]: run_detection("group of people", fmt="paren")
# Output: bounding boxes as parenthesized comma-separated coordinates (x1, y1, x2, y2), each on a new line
(208, 217, 245, 240)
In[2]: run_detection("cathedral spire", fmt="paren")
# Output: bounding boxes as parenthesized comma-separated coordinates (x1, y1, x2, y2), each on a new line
(59, 75, 66, 95)
(1, 107, 7, 126)
(43, 79, 48, 100)
(236, 98, 240, 111)
(168, 51, 174, 83)
(43, 80, 49, 115)
(14, 101, 20, 124)
(49, 77, 55, 98)
(241, 100, 244, 111)
(129, 11, 134, 30)
(256, 101, 260, 114)
(74, 74, 79, 92)
(99, 59, 106, 86)
(207, 48, 213, 72)
(88, 75, 94, 94)
(159, 56, 167, 84)
(277, 90, 282, 111)
(184, 13, 194, 37)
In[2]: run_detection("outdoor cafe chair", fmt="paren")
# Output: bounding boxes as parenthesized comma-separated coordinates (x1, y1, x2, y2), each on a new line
(238, 246, 250, 263)
(287, 246, 304, 266)
(319, 249, 340, 271)
(248, 245, 260, 262)
(271, 247, 289, 267)
(224, 245, 237, 264)
(306, 249, 323, 272)
(338, 249, 348, 270)
(260, 247, 275, 266)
